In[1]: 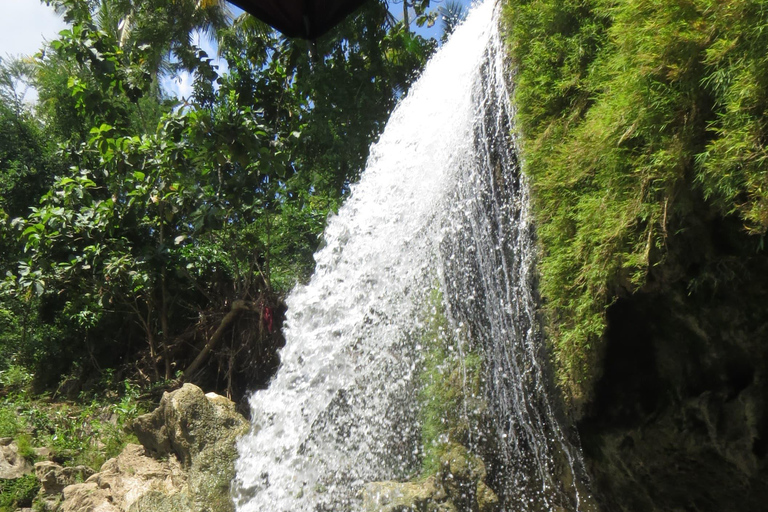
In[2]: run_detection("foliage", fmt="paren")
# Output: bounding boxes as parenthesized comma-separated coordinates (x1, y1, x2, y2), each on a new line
(0, 59, 62, 221)
(0, 368, 149, 471)
(0, 408, 20, 439)
(438, 1, 468, 42)
(503, 0, 768, 404)
(0, 474, 39, 512)
(0, 0, 437, 398)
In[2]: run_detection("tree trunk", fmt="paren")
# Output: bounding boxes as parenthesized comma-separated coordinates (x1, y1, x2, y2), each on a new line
(182, 300, 254, 381)
(403, 0, 410, 33)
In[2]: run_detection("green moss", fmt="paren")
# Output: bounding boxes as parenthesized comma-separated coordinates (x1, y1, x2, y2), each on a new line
(502, 0, 768, 405)
(418, 287, 484, 476)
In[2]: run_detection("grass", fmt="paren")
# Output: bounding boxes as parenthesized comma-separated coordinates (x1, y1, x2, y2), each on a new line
(0, 365, 149, 471)
(0, 474, 39, 512)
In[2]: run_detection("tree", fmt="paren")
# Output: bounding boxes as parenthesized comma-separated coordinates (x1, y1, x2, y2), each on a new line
(3, 0, 438, 398)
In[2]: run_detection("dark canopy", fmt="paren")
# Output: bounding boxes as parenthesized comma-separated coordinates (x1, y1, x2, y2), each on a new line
(228, 0, 371, 39)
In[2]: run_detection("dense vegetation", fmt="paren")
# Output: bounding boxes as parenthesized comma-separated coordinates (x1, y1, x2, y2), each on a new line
(503, 0, 768, 405)
(0, 0, 438, 420)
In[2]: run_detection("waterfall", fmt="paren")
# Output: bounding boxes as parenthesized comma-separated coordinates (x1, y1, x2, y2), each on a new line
(234, 1, 589, 510)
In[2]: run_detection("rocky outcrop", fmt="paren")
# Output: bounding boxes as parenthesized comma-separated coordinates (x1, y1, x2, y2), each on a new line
(131, 383, 250, 512)
(46, 384, 248, 512)
(56, 444, 185, 512)
(0, 438, 33, 479)
(363, 443, 499, 512)
(34, 461, 95, 509)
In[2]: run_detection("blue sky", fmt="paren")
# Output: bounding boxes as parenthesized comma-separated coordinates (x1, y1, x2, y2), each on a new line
(0, 0, 477, 100)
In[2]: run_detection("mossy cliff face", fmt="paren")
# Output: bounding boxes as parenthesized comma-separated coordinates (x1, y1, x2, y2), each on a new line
(503, 0, 768, 406)
(501, 0, 768, 510)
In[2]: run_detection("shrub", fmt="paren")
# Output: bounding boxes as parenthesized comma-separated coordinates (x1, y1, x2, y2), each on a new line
(0, 474, 39, 511)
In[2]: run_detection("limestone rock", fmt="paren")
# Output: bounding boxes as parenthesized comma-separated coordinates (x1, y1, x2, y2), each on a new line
(437, 443, 498, 512)
(60, 482, 119, 512)
(51, 444, 186, 512)
(132, 383, 248, 466)
(475, 481, 500, 512)
(130, 403, 170, 456)
(128, 490, 189, 512)
(53, 384, 248, 512)
(34, 446, 53, 460)
(364, 476, 457, 512)
(0, 439, 33, 479)
(35, 461, 95, 496)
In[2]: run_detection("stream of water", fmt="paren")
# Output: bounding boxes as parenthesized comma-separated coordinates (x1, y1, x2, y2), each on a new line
(234, 2, 589, 510)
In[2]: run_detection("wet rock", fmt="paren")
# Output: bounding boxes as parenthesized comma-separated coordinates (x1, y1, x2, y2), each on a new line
(437, 444, 499, 512)
(364, 476, 453, 512)
(363, 444, 499, 512)
(581, 268, 768, 512)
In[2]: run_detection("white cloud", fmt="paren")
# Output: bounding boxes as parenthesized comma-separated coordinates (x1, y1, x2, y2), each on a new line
(0, 0, 68, 58)
(163, 71, 195, 101)
(161, 29, 228, 100)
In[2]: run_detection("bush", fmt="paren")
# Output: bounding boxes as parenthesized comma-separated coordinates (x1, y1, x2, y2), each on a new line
(0, 474, 39, 511)
(0, 375, 149, 471)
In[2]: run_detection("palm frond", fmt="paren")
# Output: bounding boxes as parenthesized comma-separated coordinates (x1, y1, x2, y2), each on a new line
(439, 0, 466, 41)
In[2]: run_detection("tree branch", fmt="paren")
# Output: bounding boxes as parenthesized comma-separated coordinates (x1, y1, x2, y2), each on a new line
(181, 300, 256, 381)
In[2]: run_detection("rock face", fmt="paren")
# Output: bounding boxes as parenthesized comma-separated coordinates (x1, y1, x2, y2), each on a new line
(0, 438, 33, 479)
(579, 227, 768, 512)
(131, 383, 250, 512)
(35, 461, 95, 509)
(363, 443, 499, 512)
(56, 445, 184, 512)
(48, 384, 248, 512)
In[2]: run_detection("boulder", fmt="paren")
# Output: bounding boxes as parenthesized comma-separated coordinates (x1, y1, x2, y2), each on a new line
(437, 443, 498, 512)
(364, 476, 457, 512)
(132, 383, 248, 466)
(51, 384, 249, 512)
(57, 444, 185, 512)
(0, 439, 33, 479)
(60, 482, 118, 512)
(35, 461, 94, 496)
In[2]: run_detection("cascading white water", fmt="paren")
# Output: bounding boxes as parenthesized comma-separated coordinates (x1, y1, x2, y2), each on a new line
(234, 2, 590, 511)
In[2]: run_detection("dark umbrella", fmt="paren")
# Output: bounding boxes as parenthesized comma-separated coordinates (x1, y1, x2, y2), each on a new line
(227, 0, 371, 39)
